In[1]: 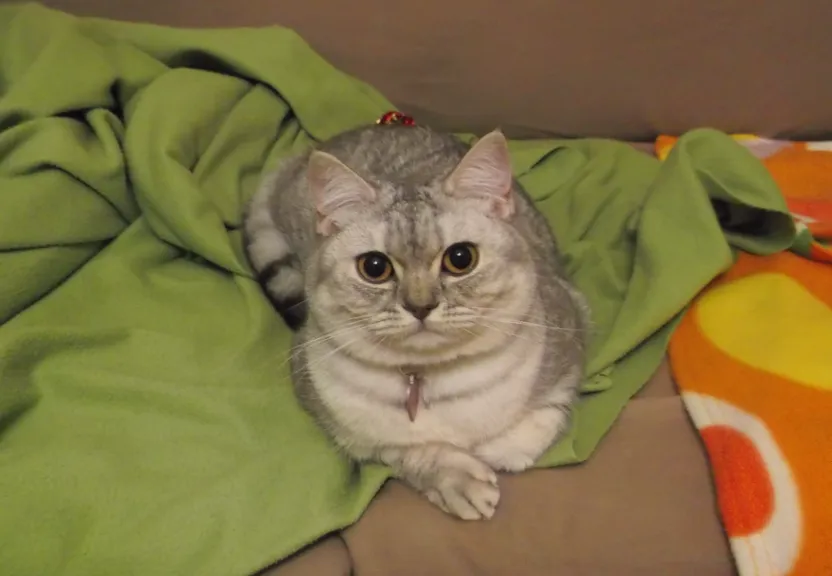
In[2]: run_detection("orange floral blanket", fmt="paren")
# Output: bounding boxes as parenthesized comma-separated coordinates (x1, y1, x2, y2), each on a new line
(656, 135, 832, 576)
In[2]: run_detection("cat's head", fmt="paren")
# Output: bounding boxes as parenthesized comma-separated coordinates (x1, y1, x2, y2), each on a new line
(306, 130, 539, 366)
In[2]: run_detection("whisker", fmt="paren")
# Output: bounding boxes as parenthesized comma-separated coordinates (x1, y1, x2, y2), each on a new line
(299, 315, 375, 347)
(474, 322, 541, 347)
(484, 317, 586, 334)
(467, 307, 588, 334)
(298, 330, 388, 376)
(301, 336, 362, 373)
(460, 326, 478, 339)
(273, 315, 377, 372)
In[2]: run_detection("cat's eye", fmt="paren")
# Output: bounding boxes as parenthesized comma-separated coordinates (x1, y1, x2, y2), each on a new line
(356, 251, 394, 283)
(441, 242, 479, 276)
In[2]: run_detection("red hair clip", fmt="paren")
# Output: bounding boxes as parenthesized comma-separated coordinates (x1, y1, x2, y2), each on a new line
(376, 111, 416, 126)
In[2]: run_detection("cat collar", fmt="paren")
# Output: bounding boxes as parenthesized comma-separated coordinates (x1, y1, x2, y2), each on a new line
(376, 110, 416, 126)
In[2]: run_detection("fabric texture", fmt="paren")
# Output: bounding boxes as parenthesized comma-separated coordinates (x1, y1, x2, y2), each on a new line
(0, 4, 794, 575)
(661, 135, 832, 576)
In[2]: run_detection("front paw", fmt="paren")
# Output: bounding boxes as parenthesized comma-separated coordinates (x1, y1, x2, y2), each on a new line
(382, 444, 501, 520)
(475, 444, 537, 472)
(475, 407, 570, 472)
(425, 457, 501, 521)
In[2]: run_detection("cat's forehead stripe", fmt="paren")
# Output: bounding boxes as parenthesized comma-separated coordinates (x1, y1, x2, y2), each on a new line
(385, 202, 443, 263)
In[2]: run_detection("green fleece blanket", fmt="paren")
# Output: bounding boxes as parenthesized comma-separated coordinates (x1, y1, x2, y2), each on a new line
(0, 3, 795, 575)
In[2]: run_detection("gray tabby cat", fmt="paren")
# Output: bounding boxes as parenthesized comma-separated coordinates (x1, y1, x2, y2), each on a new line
(244, 122, 588, 520)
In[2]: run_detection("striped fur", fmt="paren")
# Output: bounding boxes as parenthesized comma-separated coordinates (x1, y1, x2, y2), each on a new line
(243, 170, 307, 329)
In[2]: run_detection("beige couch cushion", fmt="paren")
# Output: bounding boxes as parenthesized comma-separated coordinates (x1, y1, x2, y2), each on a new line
(259, 537, 350, 576)
(26, 0, 832, 140)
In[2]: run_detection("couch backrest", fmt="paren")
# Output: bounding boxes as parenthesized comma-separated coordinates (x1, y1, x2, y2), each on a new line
(22, 0, 832, 139)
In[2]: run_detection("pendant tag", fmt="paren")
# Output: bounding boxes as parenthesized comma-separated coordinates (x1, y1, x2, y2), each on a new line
(405, 372, 422, 422)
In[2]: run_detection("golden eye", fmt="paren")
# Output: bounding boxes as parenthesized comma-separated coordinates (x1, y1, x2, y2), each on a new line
(356, 252, 394, 283)
(441, 243, 478, 276)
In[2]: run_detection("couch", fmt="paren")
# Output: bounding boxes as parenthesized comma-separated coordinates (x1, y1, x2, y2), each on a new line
(6, 0, 829, 574)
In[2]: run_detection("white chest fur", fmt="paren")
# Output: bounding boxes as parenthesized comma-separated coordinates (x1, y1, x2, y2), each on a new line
(308, 324, 547, 454)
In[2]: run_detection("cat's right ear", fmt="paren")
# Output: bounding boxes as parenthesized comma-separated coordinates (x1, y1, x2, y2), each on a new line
(307, 151, 376, 236)
(445, 130, 515, 219)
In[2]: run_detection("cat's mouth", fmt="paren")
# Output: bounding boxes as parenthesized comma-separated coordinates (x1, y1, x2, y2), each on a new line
(396, 320, 439, 339)
(413, 317, 457, 337)
(382, 319, 477, 352)
(368, 314, 480, 351)
(398, 329, 452, 351)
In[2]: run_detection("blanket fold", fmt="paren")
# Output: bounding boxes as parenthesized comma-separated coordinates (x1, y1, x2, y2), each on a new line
(0, 4, 798, 575)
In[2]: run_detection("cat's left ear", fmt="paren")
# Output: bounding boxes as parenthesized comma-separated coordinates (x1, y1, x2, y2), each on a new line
(308, 151, 376, 236)
(445, 130, 515, 219)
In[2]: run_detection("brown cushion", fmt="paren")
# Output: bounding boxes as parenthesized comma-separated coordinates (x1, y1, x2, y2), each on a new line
(28, 0, 832, 140)
(340, 359, 736, 576)
(259, 536, 350, 576)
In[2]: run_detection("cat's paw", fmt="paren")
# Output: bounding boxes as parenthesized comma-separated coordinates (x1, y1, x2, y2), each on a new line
(475, 407, 569, 472)
(425, 456, 500, 520)
(476, 444, 537, 472)
(475, 426, 543, 472)
(383, 444, 501, 520)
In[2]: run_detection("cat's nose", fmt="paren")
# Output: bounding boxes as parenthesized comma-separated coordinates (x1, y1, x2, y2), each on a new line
(403, 301, 438, 321)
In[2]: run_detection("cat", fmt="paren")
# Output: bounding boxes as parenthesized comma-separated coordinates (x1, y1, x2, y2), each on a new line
(243, 121, 588, 520)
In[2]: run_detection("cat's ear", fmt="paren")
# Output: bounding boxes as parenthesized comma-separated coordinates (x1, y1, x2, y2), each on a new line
(308, 151, 376, 236)
(445, 130, 515, 219)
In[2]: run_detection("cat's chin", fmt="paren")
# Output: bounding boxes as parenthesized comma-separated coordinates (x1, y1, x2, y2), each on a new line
(363, 324, 512, 367)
